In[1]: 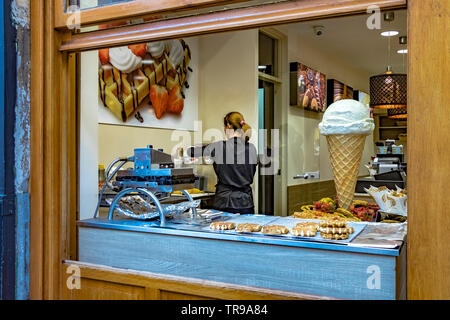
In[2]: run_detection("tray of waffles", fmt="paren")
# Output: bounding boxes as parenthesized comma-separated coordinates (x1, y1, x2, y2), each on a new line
(257, 217, 368, 244)
(203, 214, 279, 234)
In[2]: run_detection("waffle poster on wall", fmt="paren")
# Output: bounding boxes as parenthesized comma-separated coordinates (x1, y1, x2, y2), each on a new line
(294, 62, 327, 112)
(354, 90, 373, 118)
(98, 38, 198, 130)
(327, 79, 354, 106)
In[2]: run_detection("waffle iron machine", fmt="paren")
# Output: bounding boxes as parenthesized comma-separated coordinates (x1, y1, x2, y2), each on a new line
(94, 145, 199, 226)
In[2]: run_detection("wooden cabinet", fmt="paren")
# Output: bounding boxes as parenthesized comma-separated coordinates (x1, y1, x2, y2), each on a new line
(62, 261, 319, 300)
(76, 221, 405, 300)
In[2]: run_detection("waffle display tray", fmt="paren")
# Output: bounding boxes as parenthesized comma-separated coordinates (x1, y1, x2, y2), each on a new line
(201, 215, 367, 244)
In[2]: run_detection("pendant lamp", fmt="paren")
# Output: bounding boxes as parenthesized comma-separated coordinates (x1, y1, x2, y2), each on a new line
(388, 106, 407, 119)
(370, 12, 407, 109)
(388, 36, 408, 119)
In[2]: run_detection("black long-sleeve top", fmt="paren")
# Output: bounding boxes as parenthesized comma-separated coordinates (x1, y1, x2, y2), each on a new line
(203, 137, 258, 210)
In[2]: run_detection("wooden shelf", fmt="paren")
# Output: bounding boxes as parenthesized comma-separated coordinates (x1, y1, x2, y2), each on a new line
(373, 114, 407, 143)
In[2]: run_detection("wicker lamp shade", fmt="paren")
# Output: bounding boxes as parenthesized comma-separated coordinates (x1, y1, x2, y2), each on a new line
(370, 73, 407, 109)
(388, 106, 407, 119)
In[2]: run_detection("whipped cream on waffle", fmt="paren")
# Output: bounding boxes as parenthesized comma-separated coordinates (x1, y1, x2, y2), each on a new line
(109, 46, 143, 73)
(166, 39, 184, 67)
(147, 41, 166, 58)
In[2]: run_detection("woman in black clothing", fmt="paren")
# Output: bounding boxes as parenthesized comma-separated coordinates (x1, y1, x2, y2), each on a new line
(204, 112, 258, 214)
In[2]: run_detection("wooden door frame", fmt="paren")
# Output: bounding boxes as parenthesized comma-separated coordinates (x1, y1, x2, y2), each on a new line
(31, 0, 450, 300)
(407, 0, 450, 299)
(257, 27, 288, 217)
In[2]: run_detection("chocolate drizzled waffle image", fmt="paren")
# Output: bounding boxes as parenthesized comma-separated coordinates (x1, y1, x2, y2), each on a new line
(98, 40, 192, 122)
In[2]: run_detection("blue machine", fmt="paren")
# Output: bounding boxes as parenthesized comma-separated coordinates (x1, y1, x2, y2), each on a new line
(96, 145, 198, 226)
(114, 145, 196, 192)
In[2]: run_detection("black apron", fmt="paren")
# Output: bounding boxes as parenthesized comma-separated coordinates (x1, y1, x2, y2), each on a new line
(204, 138, 258, 212)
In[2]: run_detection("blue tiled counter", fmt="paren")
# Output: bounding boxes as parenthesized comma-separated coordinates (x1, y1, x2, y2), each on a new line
(77, 216, 406, 300)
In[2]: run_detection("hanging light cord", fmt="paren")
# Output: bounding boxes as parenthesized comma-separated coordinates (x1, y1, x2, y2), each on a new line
(402, 51, 406, 73)
(387, 34, 391, 72)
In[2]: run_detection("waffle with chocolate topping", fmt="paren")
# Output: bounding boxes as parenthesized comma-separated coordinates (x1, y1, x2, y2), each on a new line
(99, 65, 150, 122)
(99, 39, 192, 122)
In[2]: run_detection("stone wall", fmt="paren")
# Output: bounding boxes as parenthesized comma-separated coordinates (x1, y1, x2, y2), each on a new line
(11, 0, 30, 300)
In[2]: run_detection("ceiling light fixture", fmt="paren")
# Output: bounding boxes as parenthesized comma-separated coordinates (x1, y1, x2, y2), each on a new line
(399, 36, 407, 45)
(388, 106, 407, 119)
(397, 49, 408, 54)
(381, 30, 399, 37)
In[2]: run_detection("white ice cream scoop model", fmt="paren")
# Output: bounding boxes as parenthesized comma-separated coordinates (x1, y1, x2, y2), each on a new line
(319, 99, 375, 136)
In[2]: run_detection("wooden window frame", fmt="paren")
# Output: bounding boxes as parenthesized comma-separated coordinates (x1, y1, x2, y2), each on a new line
(59, 0, 407, 51)
(32, 0, 450, 300)
(55, 0, 251, 29)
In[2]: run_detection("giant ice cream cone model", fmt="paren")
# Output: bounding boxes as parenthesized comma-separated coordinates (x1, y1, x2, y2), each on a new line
(325, 134, 367, 210)
(319, 99, 375, 210)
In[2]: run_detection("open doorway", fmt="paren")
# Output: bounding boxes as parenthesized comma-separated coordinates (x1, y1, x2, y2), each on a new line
(258, 31, 277, 215)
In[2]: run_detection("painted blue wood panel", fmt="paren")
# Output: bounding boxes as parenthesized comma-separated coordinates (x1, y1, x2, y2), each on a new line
(78, 218, 400, 256)
(79, 227, 398, 300)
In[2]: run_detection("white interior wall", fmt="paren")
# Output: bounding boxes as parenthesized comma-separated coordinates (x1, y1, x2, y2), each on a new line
(196, 30, 259, 197)
(79, 51, 99, 220)
(279, 27, 375, 187)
